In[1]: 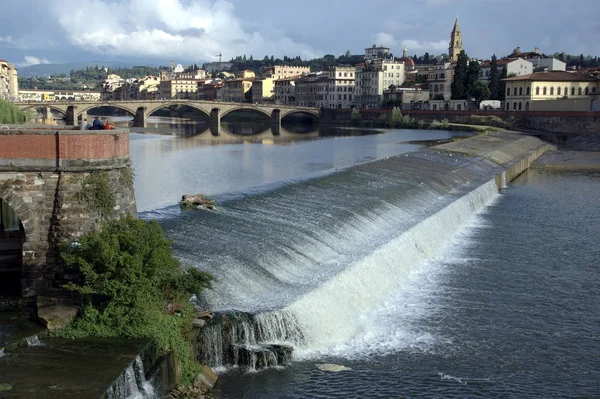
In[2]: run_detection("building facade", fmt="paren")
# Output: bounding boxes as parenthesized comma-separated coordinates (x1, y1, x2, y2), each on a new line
(220, 78, 254, 102)
(159, 78, 198, 99)
(479, 58, 533, 82)
(18, 89, 103, 102)
(327, 66, 356, 108)
(503, 71, 598, 111)
(295, 72, 330, 108)
(0, 60, 19, 100)
(365, 45, 390, 60)
(355, 59, 406, 108)
(416, 63, 454, 100)
(264, 65, 310, 80)
(274, 77, 299, 105)
(449, 17, 463, 62)
(252, 78, 275, 104)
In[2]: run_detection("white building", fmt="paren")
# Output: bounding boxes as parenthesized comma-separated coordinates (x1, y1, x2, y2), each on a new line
(479, 58, 533, 82)
(365, 45, 390, 61)
(0, 60, 18, 100)
(355, 59, 406, 108)
(530, 57, 566, 72)
(326, 66, 356, 108)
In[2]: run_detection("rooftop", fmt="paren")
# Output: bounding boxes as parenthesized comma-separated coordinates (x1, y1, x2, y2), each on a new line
(503, 71, 597, 82)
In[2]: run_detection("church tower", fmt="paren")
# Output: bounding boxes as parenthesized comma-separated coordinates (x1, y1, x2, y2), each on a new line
(449, 17, 463, 62)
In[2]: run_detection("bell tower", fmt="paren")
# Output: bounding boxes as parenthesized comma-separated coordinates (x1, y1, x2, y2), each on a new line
(449, 17, 463, 62)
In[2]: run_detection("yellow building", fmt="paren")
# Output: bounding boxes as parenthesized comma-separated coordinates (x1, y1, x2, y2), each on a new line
(236, 70, 256, 79)
(264, 65, 310, 80)
(503, 71, 598, 111)
(159, 78, 198, 99)
(0, 60, 19, 99)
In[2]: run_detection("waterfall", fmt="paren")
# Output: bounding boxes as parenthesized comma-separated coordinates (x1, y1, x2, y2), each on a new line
(196, 179, 500, 369)
(198, 311, 298, 371)
(105, 355, 156, 399)
(26, 335, 43, 347)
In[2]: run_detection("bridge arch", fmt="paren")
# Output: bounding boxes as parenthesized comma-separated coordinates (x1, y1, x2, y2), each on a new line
(220, 106, 273, 120)
(0, 191, 32, 297)
(19, 104, 67, 116)
(77, 104, 137, 118)
(146, 102, 211, 118)
(281, 110, 320, 123)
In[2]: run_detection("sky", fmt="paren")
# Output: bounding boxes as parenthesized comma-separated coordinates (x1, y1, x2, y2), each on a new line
(1, 0, 599, 68)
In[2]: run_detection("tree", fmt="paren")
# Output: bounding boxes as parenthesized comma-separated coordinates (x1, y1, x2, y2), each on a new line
(59, 215, 212, 384)
(499, 66, 508, 101)
(488, 55, 501, 100)
(470, 80, 491, 106)
(466, 59, 480, 98)
(451, 50, 469, 99)
(423, 52, 430, 64)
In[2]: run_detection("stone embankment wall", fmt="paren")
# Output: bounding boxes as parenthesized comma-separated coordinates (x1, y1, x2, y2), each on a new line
(319, 109, 600, 134)
(0, 126, 136, 296)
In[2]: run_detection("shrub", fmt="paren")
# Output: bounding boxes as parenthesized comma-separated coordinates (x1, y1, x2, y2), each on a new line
(0, 100, 26, 124)
(350, 108, 362, 126)
(58, 215, 212, 384)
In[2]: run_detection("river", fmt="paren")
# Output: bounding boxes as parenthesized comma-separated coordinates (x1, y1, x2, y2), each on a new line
(129, 121, 600, 398)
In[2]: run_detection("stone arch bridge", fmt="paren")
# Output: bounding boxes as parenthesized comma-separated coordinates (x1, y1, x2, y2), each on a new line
(15, 100, 321, 134)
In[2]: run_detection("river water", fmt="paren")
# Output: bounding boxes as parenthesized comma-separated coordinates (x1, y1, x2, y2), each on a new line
(129, 123, 600, 398)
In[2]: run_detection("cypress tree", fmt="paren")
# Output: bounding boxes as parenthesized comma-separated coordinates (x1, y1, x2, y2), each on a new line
(488, 55, 500, 100)
(466, 59, 480, 99)
(499, 66, 508, 101)
(451, 50, 469, 99)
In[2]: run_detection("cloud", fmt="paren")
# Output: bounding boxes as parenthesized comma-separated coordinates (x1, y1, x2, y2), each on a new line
(51, 0, 320, 61)
(0, 36, 12, 43)
(375, 32, 448, 54)
(16, 56, 51, 67)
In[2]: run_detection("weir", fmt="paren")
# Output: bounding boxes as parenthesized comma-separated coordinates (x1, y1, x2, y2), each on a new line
(187, 132, 553, 370)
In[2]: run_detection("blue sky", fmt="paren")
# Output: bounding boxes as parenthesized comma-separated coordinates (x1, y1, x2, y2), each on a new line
(1, 0, 598, 68)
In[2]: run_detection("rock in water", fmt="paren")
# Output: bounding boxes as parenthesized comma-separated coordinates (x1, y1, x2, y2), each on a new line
(316, 364, 352, 372)
(181, 194, 216, 210)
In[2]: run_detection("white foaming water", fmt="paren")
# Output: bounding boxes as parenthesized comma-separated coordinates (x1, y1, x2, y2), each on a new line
(105, 355, 156, 399)
(281, 179, 500, 357)
(26, 335, 44, 347)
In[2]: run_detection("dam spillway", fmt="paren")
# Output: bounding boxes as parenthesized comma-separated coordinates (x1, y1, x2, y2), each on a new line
(155, 132, 552, 369)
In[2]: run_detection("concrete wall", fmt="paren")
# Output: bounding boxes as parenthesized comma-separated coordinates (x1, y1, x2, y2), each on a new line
(0, 127, 136, 296)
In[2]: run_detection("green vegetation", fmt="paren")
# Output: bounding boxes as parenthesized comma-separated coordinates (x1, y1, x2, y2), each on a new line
(0, 99, 27, 124)
(488, 55, 502, 101)
(0, 383, 12, 392)
(76, 171, 116, 217)
(469, 80, 491, 106)
(119, 167, 135, 190)
(57, 215, 212, 385)
(19, 65, 168, 91)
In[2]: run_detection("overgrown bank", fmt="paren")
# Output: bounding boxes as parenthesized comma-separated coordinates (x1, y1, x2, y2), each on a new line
(349, 108, 501, 134)
(55, 215, 212, 386)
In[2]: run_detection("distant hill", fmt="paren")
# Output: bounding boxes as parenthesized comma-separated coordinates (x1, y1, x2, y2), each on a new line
(18, 62, 146, 77)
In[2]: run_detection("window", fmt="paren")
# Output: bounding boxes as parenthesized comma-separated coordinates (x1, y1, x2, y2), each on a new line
(578, 87, 582, 95)
(543, 87, 547, 95)
(518, 102, 522, 111)
(514, 87, 518, 95)
(536, 87, 540, 95)
(527, 87, 530, 96)
(507, 87, 511, 96)
(513, 102, 517, 110)
(519, 87, 523, 96)
(571, 87, 575, 96)
(557, 87, 561, 96)
(550, 87, 554, 95)
(585, 87, 589, 95)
